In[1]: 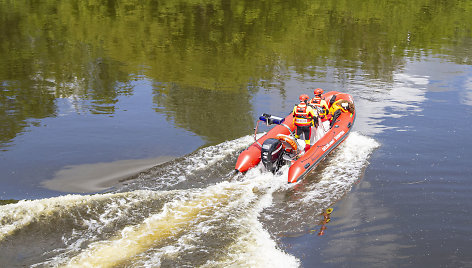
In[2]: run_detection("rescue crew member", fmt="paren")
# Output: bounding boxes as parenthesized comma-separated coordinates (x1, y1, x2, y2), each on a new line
(309, 88, 330, 134)
(309, 88, 329, 115)
(293, 94, 317, 152)
(328, 99, 355, 127)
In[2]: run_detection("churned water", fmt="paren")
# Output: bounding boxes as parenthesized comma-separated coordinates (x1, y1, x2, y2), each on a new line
(1, 132, 378, 267)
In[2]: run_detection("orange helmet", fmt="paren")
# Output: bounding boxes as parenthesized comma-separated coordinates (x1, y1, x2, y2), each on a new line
(314, 88, 324, 96)
(299, 94, 309, 103)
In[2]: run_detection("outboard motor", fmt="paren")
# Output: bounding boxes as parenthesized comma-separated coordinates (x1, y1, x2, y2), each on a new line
(261, 138, 284, 173)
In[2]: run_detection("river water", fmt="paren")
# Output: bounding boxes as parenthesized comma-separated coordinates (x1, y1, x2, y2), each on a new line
(1, 1, 471, 267)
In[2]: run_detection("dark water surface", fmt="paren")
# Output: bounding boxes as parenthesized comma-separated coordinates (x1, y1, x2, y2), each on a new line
(1, 0, 472, 267)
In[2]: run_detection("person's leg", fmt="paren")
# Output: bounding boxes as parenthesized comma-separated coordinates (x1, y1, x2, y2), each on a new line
(295, 126, 302, 139)
(303, 126, 311, 152)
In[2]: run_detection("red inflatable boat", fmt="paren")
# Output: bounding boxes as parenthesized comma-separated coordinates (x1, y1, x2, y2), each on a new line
(235, 91, 355, 183)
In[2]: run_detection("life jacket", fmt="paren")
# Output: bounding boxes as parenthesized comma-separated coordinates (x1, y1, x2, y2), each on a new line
(293, 103, 315, 126)
(310, 96, 323, 105)
(309, 97, 329, 119)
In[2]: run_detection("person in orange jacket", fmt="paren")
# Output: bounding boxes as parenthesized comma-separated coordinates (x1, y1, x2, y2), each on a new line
(293, 94, 317, 152)
(309, 88, 329, 114)
(309, 88, 330, 141)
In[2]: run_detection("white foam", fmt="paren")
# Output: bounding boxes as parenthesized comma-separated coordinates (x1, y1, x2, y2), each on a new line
(301, 132, 380, 203)
(212, 170, 300, 268)
(127, 134, 262, 190)
(54, 171, 299, 267)
(0, 193, 120, 241)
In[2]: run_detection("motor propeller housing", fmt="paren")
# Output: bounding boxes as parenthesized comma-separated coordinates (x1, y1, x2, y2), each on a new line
(260, 138, 285, 173)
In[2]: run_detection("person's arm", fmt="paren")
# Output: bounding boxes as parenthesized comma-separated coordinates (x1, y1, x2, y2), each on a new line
(322, 100, 329, 112)
(292, 106, 296, 125)
(330, 109, 342, 127)
(329, 95, 337, 106)
(310, 107, 319, 127)
(325, 105, 333, 120)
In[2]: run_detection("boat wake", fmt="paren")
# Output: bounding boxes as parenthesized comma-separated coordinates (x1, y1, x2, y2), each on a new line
(0, 132, 378, 267)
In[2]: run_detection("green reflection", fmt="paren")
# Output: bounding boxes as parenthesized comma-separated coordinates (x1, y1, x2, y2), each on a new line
(153, 83, 255, 144)
(0, 0, 471, 147)
(0, 199, 19, 206)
